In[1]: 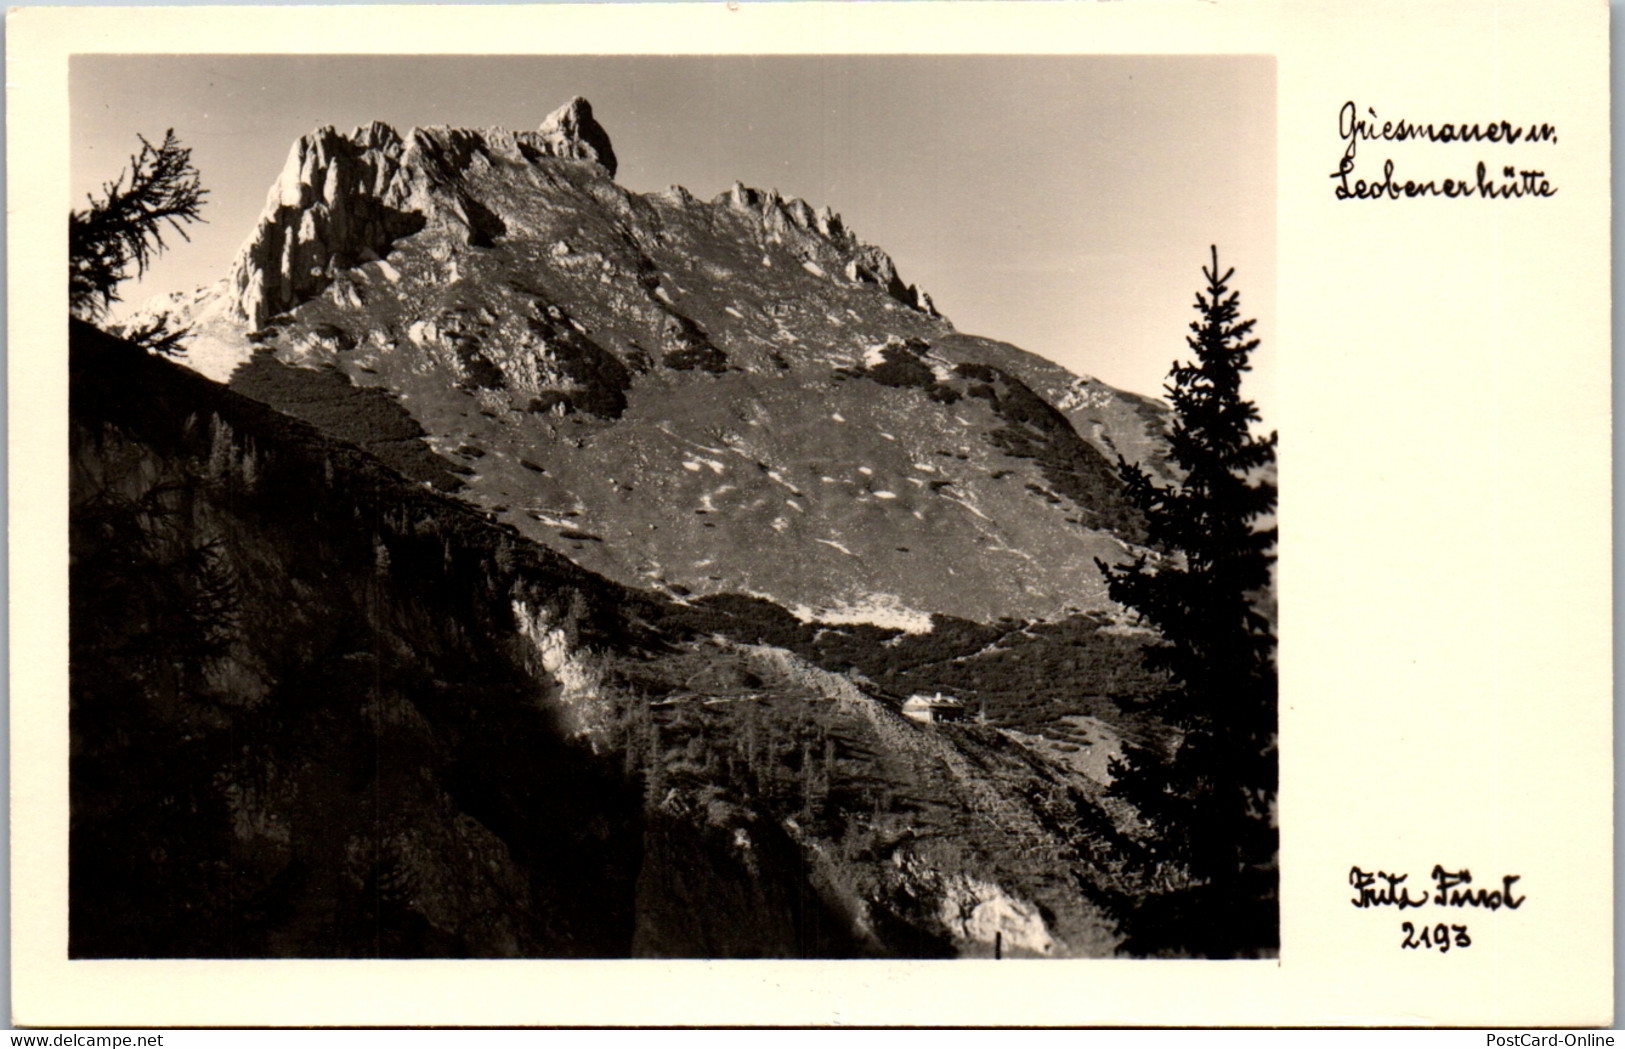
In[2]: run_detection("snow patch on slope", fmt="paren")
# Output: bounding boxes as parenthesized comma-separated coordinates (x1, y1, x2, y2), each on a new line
(786, 593, 935, 634)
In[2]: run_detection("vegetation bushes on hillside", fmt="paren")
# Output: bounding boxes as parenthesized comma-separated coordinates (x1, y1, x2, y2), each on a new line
(665, 594, 1164, 739)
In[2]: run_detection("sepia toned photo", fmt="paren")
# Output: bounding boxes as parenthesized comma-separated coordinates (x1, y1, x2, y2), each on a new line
(12, 0, 1611, 1028)
(67, 54, 1276, 961)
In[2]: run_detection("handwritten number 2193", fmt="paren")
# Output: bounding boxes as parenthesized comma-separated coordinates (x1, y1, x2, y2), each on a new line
(1400, 922, 1470, 952)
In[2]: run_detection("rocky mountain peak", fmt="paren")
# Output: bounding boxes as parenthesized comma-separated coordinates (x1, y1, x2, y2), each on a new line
(535, 95, 617, 178)
(225, 100, 621, 329)
(228, 121, 421, 329)
(131, 100, 1177, 623)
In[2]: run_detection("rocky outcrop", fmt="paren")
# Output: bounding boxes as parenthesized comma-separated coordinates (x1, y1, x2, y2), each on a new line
(715, 181, 939, 315)
(226, 100, 622, 329)
(227, 122, 424, 330)
(533, 95, 618, 178)
(892, 851, 1058, 956)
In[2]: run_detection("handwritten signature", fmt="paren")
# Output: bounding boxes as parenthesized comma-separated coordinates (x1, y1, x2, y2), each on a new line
(1350, 865, 1526, 909)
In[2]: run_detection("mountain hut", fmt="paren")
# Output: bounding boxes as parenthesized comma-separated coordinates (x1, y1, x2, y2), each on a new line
(902, 692, 967, 724)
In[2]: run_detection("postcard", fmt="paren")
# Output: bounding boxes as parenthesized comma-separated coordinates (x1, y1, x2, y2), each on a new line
(7, 0, 1612, 1027)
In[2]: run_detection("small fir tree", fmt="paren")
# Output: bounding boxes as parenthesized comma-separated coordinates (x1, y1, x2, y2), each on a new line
(69, 129, 206, 352)
(1097, 245, 1277, 956)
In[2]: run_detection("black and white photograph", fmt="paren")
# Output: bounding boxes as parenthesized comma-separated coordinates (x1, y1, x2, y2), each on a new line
(66, 53, 1277, 961)
(12, 0, 1612, 1029)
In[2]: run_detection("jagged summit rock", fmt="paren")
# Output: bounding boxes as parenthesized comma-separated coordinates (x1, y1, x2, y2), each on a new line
(714, 181, 937, 316)
(229, 121, 424, 330)
(226, 101, 620, 328)
(536, 95, 618, 178)
(208, 105, 943, 334)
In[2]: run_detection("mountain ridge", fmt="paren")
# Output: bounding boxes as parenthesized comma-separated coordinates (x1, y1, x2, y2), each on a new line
(127, 98, 1173, 625)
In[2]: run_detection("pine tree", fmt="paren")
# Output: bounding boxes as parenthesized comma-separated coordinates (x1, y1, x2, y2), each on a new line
(1097, 245, 1277, 956)
(69, 129, 206, 352)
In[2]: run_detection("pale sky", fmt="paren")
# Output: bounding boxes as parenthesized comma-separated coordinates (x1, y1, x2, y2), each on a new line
(72, 54, 1275, 418)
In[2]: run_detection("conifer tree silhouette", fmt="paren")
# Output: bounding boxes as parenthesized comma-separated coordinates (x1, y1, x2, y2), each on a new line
(1097, 245, 1278, 956)
(69, 129, 206, 354)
